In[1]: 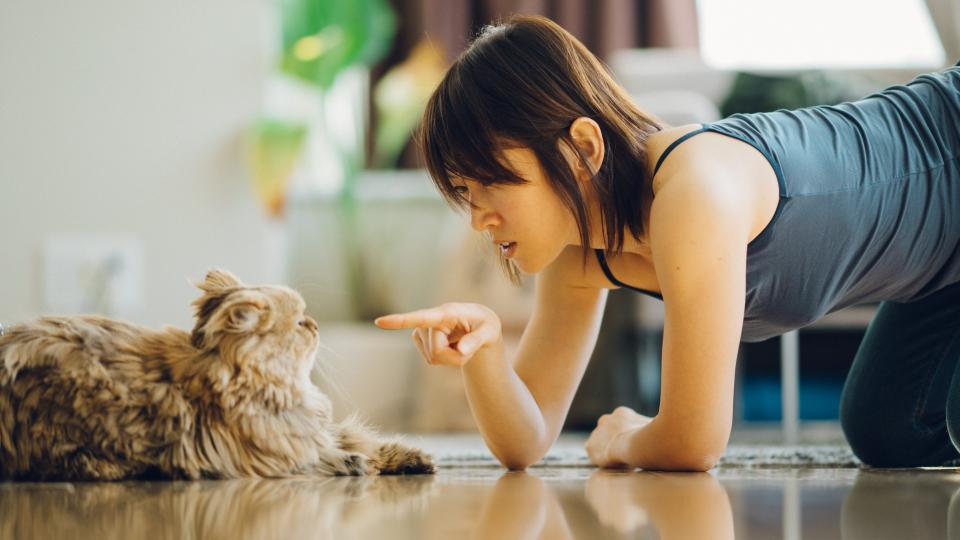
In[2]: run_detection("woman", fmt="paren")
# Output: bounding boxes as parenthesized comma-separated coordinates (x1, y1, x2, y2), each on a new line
(375, 15, 960, 471)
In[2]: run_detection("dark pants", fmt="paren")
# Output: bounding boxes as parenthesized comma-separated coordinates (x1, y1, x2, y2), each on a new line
(840, 280, 960, 467)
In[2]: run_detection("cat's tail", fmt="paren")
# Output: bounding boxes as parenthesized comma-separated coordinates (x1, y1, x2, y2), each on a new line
(0, 318, 94, 385)
(0, 327, 27, 479)
(0, 388, 14, 479)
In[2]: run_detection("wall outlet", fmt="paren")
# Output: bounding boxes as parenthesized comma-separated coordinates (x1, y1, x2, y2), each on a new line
(43, 234, 144, 318)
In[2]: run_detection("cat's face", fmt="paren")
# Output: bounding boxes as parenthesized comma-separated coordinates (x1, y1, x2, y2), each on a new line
(189, 270, 320, 387)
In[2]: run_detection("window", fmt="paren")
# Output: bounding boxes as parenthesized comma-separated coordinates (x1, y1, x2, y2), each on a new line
(696, 0, 947, 70)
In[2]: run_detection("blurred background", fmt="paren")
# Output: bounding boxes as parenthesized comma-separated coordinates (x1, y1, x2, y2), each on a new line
(0, 0, 957, 436)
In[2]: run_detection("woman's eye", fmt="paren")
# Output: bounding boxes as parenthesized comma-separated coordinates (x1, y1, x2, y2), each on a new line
(453, 186, 469, 196)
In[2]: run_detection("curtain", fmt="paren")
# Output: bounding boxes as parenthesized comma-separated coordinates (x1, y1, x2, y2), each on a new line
(369, 0, 700, 168)
(401, 0, 699, 62)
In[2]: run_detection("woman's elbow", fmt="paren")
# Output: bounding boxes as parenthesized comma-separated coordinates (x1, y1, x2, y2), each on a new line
(498, 458, 536, 471)
(502, 460, 533, 471)
(662, 442, 725, 472)
(493, 448, 546, 471)
(669, 453, 720, 472)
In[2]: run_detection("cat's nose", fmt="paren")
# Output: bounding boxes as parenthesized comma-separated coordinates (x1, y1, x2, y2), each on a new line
(300, 317, 319, 333)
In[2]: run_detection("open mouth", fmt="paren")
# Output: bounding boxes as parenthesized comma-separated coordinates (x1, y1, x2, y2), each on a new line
(498, 242, 517, 258)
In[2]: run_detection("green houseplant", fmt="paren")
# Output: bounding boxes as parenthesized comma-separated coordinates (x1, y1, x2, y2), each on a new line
(247, 0, 396, 319)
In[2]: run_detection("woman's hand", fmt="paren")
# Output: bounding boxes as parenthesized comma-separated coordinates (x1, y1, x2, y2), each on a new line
(374, 303, 503, 368)
(585, 406, 653, 469)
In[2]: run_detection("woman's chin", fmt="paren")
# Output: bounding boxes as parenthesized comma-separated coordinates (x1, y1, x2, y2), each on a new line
(513, 255, 541, 275)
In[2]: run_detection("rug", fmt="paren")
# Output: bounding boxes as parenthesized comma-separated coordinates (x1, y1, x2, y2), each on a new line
(410, 434, 862, 469)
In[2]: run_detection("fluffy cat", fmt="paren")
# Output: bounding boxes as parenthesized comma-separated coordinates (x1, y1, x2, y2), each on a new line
(0, 270, 435, 480)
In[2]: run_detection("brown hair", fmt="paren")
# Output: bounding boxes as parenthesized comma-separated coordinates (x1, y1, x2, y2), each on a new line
(417, 15, 665, 283)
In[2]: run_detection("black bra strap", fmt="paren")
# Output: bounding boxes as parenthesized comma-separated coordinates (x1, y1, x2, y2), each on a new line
(653, 124, 708, 176)
(593, 249, 663, 300)
(591, 127, 707, 300)
(594, 249, 625, 287)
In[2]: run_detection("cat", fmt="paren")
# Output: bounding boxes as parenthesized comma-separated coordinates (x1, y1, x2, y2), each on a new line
(0, 270, 435, 480)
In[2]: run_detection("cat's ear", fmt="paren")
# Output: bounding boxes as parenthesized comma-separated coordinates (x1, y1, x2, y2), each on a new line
(222, 296, 268, 333)
(193, 269, 243, 294)
(191, 290, 270, 350)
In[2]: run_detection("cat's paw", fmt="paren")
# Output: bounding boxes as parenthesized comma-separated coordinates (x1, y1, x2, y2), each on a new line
(341, 452, 375, 476)
(374, 442, 437, 475)
(318, 451, 375, 476)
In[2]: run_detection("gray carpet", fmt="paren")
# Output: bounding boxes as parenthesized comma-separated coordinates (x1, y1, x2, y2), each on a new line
(411, 434, 862, 469)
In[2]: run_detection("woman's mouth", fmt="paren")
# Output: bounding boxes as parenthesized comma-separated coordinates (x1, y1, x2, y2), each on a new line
(499, 241, 517, 259)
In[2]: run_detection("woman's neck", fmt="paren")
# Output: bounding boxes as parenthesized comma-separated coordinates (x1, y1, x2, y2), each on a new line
(583, 175, 655, 258)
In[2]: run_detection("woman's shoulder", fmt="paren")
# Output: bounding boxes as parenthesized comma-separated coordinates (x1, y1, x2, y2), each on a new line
(644, 124, 707, 191)
(645, 123, 782, 247)
(644, 123, 768, 194)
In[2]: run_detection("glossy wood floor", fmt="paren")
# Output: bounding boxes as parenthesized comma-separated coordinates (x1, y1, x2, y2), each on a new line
(3, 465, 960, 539)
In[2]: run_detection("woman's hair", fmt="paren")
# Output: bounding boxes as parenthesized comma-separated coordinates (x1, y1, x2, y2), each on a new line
(417, 15, 665, 283)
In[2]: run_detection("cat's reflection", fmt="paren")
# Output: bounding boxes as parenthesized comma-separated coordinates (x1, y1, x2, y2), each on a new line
(0, 474, 437, 540)
(842, 470, 960, 540)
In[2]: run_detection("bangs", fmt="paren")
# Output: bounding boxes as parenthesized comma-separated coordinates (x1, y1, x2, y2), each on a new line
(418, 65, 529, 210)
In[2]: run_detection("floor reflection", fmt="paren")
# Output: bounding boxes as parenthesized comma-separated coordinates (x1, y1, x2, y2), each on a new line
(842, 470, 960, 540)
(3, 468, 960, 539)
(0, 475, 437, 540)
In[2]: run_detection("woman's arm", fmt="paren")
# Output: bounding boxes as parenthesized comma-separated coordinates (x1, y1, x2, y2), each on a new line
(462, 247, 608, 468)
(604, 163, 752, 471)
(376, 247, 608, 470)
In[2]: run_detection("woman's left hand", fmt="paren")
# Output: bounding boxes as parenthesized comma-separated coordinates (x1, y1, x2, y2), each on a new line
(585, 406, 653, 469)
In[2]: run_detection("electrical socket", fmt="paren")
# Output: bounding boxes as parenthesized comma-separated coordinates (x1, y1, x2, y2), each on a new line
(42, 234, 145, 318)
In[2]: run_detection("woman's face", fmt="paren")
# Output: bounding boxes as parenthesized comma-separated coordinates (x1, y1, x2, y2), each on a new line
(453, 147, 581, 274)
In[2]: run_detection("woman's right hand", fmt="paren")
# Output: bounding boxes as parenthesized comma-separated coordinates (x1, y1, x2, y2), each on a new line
(374, 303, 502, 368)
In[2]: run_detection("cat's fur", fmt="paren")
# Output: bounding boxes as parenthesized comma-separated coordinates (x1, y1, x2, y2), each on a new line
(0, 270, 435, 480)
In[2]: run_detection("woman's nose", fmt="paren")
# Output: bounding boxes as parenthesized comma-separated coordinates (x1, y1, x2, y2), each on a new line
(470, 206, 500, 232)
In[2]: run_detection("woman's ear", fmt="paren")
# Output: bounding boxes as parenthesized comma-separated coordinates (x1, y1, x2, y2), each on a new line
(566, 116, 605, 180)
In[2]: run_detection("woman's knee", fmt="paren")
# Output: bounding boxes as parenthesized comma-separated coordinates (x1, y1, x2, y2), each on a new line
(839, 393, 893, 466)
(840, 389, 956, 467)
(839, 375, 886, 462)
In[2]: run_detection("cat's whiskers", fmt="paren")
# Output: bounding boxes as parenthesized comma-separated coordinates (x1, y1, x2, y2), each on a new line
(310, 344, 356, 410)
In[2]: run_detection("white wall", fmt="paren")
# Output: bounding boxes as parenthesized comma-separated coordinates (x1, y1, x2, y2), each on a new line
(0, 0, 278, 329)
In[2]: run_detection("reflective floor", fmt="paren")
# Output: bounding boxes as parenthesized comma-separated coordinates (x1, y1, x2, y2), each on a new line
(3, 466, 960, 539)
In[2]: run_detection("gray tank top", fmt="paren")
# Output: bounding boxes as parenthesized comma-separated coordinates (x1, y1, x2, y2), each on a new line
(596, 60, 960, 343)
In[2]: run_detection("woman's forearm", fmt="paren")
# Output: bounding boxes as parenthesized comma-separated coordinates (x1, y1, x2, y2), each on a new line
(461, 338, 550, 469)
(607, 416, 721, 472)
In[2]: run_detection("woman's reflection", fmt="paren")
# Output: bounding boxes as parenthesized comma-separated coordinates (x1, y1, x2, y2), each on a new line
(469, 468, 735, 539)
(584, 470, 735, 539)
(471, 471, 572, 540)
(842, 471, 960, 540)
